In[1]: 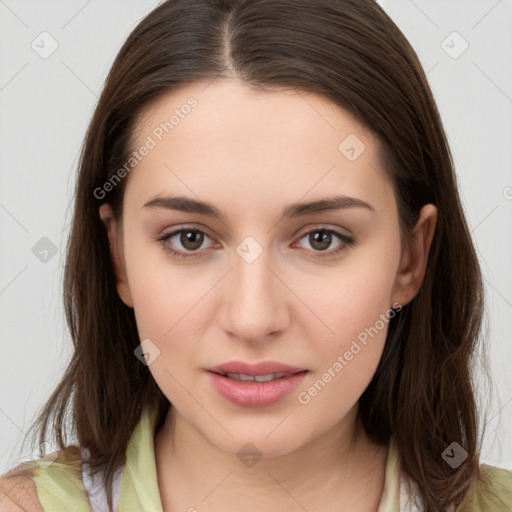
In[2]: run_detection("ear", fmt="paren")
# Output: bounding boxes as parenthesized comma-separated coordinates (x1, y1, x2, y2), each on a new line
(392, 204, 438, 307)
(98, 203, 134, 308)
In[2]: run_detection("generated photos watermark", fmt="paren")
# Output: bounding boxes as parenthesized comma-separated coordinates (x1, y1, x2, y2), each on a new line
(94, 96, 198, 200)
(297, 302, 402, 405)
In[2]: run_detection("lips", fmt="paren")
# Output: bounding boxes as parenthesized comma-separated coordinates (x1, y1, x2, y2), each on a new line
(206, 360, 308, 407)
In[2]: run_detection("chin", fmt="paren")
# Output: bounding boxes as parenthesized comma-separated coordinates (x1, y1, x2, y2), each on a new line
(203, 424, 310, 462)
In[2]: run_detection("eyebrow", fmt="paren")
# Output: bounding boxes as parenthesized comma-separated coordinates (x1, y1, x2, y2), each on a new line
(142, 194, 375, 222)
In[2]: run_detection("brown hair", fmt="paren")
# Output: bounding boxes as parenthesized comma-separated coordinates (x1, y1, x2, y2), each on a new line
(8, 1, 488, 510)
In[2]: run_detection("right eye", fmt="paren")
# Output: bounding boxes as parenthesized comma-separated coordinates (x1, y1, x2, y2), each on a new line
(156, 227, 217, 259)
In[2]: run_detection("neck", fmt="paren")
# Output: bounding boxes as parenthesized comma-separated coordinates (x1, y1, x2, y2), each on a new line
(154, 405, 388, 512)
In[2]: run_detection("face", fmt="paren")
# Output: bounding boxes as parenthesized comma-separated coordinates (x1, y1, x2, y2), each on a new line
(100, 79, 436, 458)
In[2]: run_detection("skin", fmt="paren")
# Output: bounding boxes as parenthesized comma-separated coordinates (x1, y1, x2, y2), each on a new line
(99, 78, 437, 512)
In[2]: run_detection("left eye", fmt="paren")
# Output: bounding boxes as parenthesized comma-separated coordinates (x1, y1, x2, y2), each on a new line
(294, 228, 354, 255)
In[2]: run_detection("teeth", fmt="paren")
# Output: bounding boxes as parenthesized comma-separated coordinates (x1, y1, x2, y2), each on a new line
(225, 372, 289, 382)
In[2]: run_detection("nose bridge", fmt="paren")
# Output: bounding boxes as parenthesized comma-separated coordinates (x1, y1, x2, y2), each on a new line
(222, 234, 287, 340)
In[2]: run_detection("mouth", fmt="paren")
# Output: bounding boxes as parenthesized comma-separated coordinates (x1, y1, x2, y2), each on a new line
(211, 372, 297, 382)
(206, 361, 309, 407)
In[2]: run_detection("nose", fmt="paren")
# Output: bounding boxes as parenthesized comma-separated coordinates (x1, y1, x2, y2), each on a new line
(219, 243, 290, 344)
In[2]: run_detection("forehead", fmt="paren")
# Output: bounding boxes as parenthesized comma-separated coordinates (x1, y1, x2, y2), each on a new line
(125, 79, 394, 218)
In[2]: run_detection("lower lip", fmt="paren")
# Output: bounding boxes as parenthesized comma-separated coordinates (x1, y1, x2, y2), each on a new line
(207, 371, 308, 407)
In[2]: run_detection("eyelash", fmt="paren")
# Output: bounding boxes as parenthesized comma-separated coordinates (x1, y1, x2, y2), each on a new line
(155, 226, 355, 260)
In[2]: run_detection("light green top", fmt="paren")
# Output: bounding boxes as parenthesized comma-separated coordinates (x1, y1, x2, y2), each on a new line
(22, 408, 512, 511)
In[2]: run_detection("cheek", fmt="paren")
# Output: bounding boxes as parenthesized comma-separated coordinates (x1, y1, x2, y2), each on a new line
(130, 276, 205, 339)
(122, 231, 210, 337)
(123, 244, 211, 401)
(306, 285, 391, 375)
(294, 246, 399, 412)
(295, 300, 392, 429)
(298, 244, 399, 346)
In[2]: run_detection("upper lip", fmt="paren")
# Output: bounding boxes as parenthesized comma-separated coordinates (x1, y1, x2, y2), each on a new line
(207, 361, 307, 376)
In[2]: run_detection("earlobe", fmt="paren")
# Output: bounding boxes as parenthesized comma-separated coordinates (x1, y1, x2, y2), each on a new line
(98, 204, 134, 308)
(392, 204, 438, 307)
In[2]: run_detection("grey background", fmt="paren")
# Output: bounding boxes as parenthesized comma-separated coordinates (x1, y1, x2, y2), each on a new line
(1, 0, 511, 474)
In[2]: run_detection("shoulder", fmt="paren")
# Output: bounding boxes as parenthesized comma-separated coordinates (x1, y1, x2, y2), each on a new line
(457, 463, 512, 511)
(0, 445, 86, 511)
(0, 472, 43, 512)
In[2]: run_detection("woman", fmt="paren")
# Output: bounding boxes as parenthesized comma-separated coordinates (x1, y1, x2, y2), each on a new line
(1, 0, 511, 510)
